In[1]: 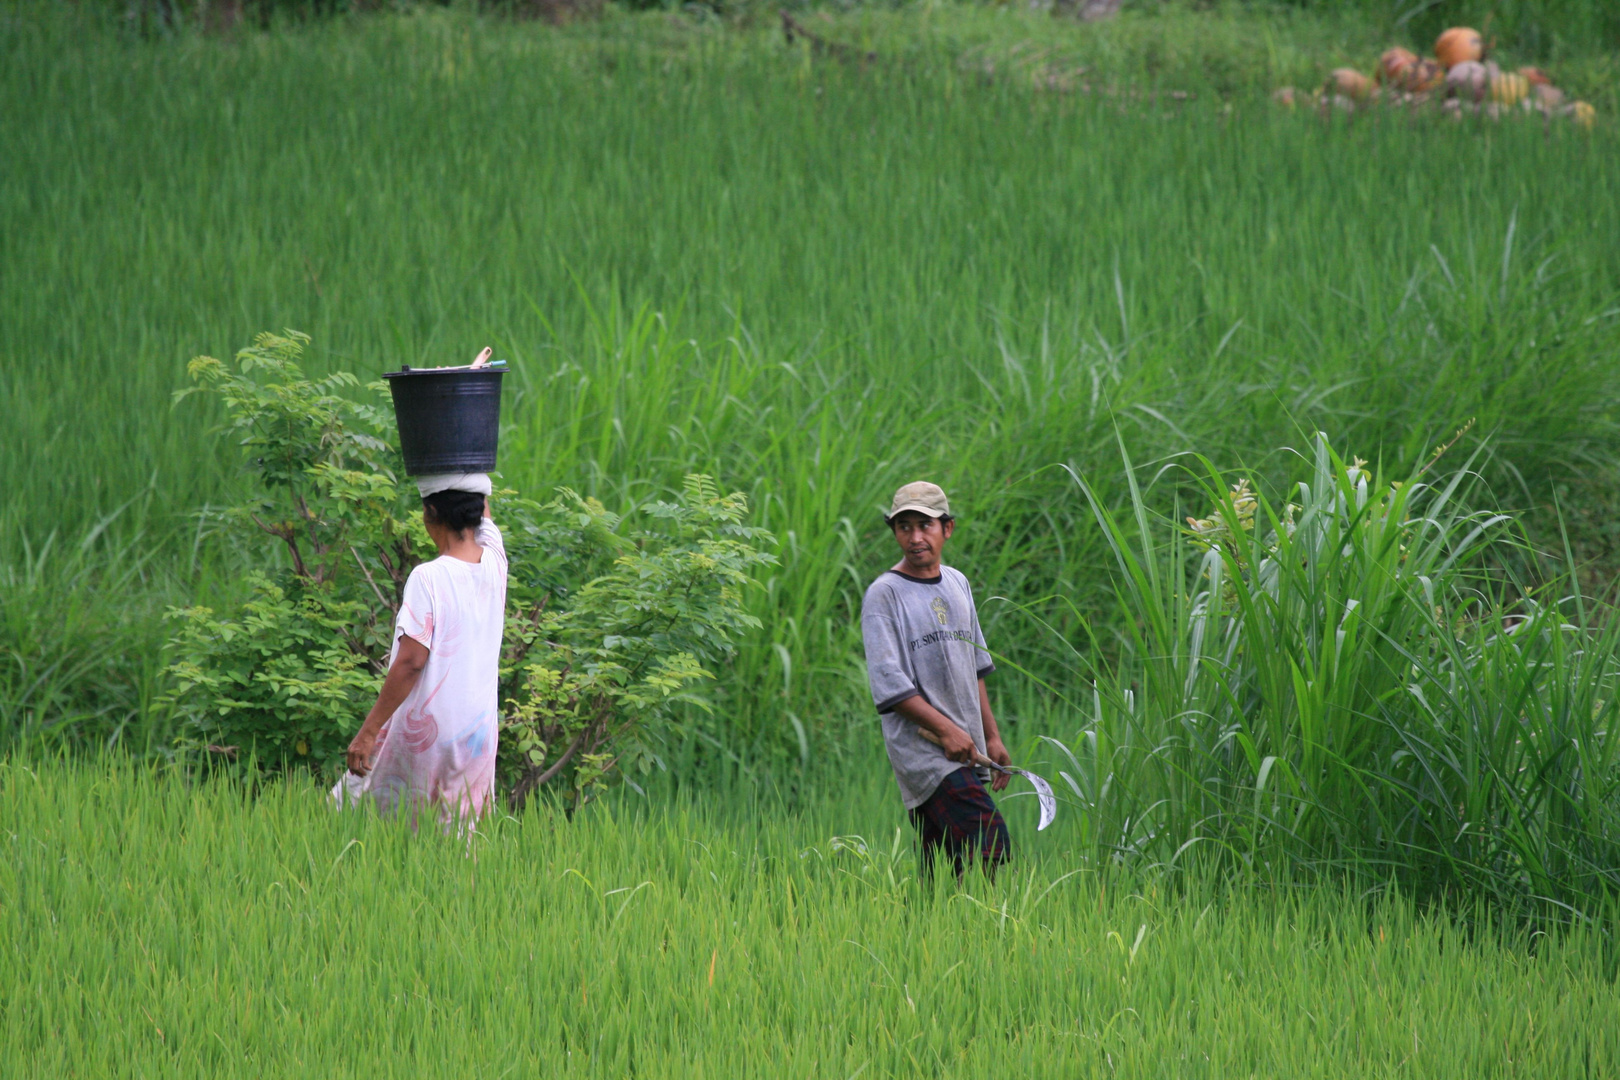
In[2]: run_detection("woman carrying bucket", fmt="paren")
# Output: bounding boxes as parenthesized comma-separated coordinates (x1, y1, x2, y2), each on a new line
(333, 351, 509, 830)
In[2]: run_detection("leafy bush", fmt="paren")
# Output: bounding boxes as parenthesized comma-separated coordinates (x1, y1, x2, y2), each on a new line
(161, 330, 774, 805)
(497, 476, 776, 804)
(162, 331, 415, 769)
(1045, 433, 1620, 917)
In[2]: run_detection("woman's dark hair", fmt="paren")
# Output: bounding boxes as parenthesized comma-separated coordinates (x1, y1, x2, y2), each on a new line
(421, 489, 485, 534)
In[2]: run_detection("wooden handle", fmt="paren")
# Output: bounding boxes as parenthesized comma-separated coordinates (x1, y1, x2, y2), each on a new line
(471, 346, 493, 369)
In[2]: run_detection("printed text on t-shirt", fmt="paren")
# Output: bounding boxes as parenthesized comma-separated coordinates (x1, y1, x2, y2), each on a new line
(909, 629, 974, 652)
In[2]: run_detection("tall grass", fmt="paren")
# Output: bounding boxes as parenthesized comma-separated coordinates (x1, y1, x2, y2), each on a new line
(1043, 434, 1620, 915)
(0, 491, 182, 751)
(5, 756, 1620, 1077)
(1, 6, 1618, 775)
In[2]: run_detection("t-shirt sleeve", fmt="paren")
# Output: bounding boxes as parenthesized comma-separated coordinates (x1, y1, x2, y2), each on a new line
(966, 578, 995, 679)
(861, 585, 917, 714)
(477, 517, 507, 565)
(395, 566, 436, 651)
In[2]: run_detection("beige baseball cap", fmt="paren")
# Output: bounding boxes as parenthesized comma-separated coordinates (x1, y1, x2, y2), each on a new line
(886, 481, 951, 522)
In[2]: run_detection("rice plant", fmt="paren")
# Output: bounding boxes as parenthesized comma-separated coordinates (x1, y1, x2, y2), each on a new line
(4, 756, 1620, 1077)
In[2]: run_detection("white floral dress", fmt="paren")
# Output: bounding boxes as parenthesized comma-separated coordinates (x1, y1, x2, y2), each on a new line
(333, 518, 507, 828)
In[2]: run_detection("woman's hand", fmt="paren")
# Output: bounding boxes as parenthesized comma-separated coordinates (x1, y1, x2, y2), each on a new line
(346, 636, 431, 777)
(346, 724, 380, 777)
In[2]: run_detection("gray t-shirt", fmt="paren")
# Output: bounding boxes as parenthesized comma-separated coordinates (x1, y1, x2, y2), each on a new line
(860, 566, 996, 809)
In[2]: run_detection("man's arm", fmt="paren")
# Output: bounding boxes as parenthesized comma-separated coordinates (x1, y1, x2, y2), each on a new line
(977, 678, 1010, 792)
(345, 635, 430, 776)
(892, 694, 976, 763)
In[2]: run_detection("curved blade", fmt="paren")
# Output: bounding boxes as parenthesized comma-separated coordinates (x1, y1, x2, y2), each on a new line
(913, 726, 1059, 831)
(1009, 767, 1057, 831)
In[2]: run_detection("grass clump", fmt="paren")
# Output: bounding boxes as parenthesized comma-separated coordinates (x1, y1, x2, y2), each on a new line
(1047, 433, 1620, 916)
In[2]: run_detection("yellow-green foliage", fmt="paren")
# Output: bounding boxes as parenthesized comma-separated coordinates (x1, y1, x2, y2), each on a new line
(5, 757, 1620, 1077)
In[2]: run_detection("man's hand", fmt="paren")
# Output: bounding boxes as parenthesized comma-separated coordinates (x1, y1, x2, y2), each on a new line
(936, 722, 977, 764)
(894, 694, 977, 764)
(984, 734, 1012, 792)
(346, 724, 380, 777)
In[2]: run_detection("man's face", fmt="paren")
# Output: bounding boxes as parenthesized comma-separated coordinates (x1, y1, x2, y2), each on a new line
(891, 511, 953, 571)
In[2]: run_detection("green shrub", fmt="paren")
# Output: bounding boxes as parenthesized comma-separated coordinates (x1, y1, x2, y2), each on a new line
(496, 475, 777, 805)
(161, 330, 414, 770)
(161, 331, 774, 805)
(1046, 433, 1620, 917)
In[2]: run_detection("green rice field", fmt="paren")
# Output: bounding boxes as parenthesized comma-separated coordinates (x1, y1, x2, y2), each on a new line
(4, 2, 1620, 1073)
(6, 759, 1620, 1077)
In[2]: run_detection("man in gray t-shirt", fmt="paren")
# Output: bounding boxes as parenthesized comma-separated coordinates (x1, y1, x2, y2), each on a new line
(860, 481, 1011, 878)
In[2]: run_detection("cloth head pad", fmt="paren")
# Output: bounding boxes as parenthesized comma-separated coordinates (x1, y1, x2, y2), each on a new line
(415, 472, 493, 498)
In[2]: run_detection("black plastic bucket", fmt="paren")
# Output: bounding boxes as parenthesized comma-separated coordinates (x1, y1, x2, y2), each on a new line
(382, 366, 505, 476)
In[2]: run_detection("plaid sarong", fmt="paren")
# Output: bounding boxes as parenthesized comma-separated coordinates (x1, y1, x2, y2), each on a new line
(910, 766, 1011, 879)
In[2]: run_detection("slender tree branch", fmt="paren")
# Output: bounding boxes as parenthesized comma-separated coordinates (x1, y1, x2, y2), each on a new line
(291, 490, 344, 584)
(251, 513, 309, 579)
(510, 728, 587, 809)
(349, 543, 398, 617)
(338, 624, 385, 673)
(376, 543, 397, 582)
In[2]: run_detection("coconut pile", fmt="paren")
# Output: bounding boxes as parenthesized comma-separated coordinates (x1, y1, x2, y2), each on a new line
(1274, 26, 1596, 128)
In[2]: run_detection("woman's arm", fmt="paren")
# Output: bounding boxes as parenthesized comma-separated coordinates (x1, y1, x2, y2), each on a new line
(345, 635, 430, 776)
(476, 497, 506, 563)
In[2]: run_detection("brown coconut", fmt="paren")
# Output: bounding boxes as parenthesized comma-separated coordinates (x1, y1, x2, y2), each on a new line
(1435, 27, 1484, 70)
